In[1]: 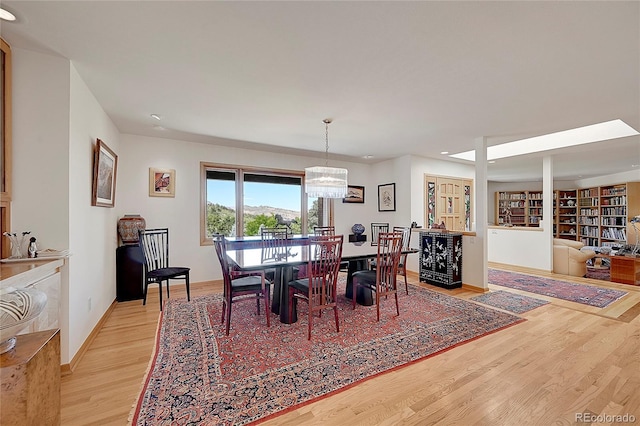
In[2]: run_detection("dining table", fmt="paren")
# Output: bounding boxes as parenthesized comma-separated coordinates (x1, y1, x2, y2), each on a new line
(226, 237, 418, 324)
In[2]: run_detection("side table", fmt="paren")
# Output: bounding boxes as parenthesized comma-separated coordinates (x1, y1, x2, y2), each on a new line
(610, 255, 640, 285)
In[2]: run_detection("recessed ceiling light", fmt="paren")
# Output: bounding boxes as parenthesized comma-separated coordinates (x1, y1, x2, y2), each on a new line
(440, 151, 449, 155)
(488, 160, 496, 164)
(363, 155, 374, 159)
(450, 119, 639, 162)
(150, 114, 161, 120)
(0, 8, 16, 21)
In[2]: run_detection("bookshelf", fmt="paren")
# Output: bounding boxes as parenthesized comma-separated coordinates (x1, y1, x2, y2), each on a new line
(555, 190, 578, 240)
(495, 182, 640, 247)
(495, 191, 539, 227)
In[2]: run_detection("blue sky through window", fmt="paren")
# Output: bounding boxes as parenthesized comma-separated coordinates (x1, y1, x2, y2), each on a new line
(207, 180, 303, 211)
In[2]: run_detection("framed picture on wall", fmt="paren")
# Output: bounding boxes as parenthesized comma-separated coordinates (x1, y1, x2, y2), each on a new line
(91, 139, 118, 207)
(149, 168, 176, 197)
(343, 185, 365, 203)
(378, 183, 396, 212)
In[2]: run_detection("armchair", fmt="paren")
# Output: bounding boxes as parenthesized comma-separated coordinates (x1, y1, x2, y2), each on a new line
(553, 239, 595, 277)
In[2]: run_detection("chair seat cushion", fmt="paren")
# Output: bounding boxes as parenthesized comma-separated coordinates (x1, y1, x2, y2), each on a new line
(289, 277, 325, 293)
(231, 275, 267, 290)
(147, 267, 190, 280)
(352, 269, 377, 288)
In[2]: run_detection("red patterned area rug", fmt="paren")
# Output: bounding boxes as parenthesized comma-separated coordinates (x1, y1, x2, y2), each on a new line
(488, 269, 626, 308)
(130, 278, 524, 425)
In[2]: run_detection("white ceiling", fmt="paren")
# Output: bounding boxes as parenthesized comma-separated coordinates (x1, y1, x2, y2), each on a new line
(1, 1, 638, 182)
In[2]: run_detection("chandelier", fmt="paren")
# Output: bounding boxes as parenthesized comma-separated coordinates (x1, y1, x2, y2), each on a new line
(305, 119, 348, 198)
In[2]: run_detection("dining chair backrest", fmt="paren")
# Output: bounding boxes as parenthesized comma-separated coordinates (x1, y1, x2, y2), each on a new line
(393, 226, 412, 252)
(371, 222, 389, 246)
(307, 234, 344, 286)
(212, 234, 233, 296)
(375, 231, 404, 292)
(313, 226, 335, 236)
(261, 227, 290, 261)
(139, 228, 170, 272)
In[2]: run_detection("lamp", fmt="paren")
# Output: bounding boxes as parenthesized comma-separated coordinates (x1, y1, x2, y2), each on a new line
(305, 119, 348, 198)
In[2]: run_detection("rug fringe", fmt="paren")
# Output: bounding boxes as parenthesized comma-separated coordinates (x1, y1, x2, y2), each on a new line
(127, 310, 163, 425)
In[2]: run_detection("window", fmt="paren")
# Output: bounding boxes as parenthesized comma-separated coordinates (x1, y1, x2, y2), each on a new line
(201, 163, 327, 243)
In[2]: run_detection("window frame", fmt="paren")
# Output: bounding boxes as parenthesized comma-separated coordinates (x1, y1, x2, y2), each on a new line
(200, 162, 313, 245)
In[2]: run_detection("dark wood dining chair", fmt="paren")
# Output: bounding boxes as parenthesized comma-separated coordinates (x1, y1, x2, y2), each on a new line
(370, 222, 389, 246)
(261, 227, 290, 280)
(213, 234, 272, 335)
(352, 231, 403, 321)
(138, 228, 190, 311)
(393, 226, 412, 294)
(288, 235, 344, 339)
(313, 226, 335, 236)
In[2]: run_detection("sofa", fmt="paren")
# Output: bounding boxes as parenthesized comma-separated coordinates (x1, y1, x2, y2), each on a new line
(553, 238, 596, 277)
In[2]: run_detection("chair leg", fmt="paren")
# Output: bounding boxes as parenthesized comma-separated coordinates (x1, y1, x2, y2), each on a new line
(264, 287, 271, 328)
(403, 269, 409, 295)
(394, 292, 400, 316)
(376, 290, 381, 322)
(307, 307, 313, 340)
(158, 281, 163, 311)
(142, 280, 149, 306)
(225, 300, 232, 335)
(221, 300, 226, 325)
(352, 282, 358, 310)
(166, 280, 170, 300)
(333, 306, 339, 333)
(185, 275, 191, 301)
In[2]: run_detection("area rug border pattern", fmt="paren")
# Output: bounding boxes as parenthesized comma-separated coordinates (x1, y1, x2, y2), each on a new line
(130, 282, 526, 425)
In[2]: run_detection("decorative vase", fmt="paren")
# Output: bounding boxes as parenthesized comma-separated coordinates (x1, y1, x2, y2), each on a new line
(117, 215, 146, 245)
(3, 231, 31, 259)
(351, 223, 365, 235)
(0, 286, 48, 354)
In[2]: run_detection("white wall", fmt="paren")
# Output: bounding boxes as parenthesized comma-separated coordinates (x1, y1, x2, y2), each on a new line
(11, 48, 121, 364)
(117, 134, 380, 283)
(68, 64, 121, 363)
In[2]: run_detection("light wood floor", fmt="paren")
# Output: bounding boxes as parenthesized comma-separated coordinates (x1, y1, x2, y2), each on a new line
(61, 264, 640, 425)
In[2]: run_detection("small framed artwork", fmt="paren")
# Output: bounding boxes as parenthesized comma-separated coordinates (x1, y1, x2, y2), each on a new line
(378, 183, 396, 212)
(149, 168, 176, 197)
(91, 139, 118, 207)
(343, 185, 365, 204)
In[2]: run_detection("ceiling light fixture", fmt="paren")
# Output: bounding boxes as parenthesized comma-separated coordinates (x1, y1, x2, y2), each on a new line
(304, 119, 348, 199)
(450, 119, 639, 162)
(150, 114, 161, 120)
(0, 8, 16, 21)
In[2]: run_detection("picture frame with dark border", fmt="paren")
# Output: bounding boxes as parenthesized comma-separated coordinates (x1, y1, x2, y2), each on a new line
(149, 167, 176, 197)
(343, 185, 365, 203)
(378, 183, 396, 212)
(91, 139, 118, 207)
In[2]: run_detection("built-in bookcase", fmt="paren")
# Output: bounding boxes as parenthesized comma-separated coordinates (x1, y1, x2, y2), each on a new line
(496, 182, 640, 247)
(555, 190, 578, 240)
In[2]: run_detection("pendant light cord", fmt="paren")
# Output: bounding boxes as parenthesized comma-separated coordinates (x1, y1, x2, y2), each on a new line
(324, 118, 332, 167)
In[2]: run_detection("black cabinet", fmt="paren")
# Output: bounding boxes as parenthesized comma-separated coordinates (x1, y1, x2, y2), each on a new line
(116, 245, 144, 301)
(419, 231, 463, 289)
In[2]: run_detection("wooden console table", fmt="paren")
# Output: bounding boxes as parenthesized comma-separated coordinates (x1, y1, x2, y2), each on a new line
(610, 255, 640, 285)
(0, 329, 61, 425)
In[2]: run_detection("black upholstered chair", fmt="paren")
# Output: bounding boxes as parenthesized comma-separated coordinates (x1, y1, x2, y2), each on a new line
(288, 235, 344, 339)
(138, 228, 190, 311)
(213, 234, 272, 335)
(370, 222, 389, 246)
(352, 231, 403, 321)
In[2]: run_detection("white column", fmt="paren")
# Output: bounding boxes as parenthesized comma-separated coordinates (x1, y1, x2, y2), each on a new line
(543, 156, 554, 271)
(471, 137, 488, 289)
